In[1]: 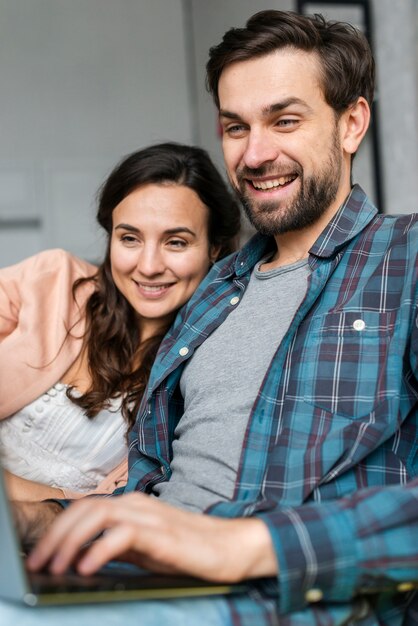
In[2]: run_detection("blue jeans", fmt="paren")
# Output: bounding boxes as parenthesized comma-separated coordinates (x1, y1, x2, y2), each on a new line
(0, 597, 233, 626)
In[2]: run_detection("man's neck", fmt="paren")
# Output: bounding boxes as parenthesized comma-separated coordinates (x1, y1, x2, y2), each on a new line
(261, 231, 312, 270)
(262, 187, 351, 270)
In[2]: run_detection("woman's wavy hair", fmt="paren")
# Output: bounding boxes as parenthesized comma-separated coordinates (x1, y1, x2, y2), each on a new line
(68, 142, 241, 429)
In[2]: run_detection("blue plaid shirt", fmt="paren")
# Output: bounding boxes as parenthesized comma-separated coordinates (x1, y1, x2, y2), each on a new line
(123, 186, 418, 625)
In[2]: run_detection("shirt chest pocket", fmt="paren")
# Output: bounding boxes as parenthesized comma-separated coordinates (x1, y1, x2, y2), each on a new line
(301, 310, 397, 419)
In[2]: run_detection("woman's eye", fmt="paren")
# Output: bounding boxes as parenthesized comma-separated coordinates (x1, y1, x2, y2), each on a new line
(121, 234, 138, 244)
(168, 239, 187, 249)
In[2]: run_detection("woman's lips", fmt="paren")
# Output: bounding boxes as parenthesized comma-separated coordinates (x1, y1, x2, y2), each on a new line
(134, 281, 175, 298)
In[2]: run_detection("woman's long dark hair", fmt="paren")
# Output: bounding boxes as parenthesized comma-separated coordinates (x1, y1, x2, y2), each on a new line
(68, 142, 241, 429)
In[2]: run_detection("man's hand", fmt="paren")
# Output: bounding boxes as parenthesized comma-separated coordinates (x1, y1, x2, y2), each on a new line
(13, 500, 63, 547)
(27, 493, 278, 582)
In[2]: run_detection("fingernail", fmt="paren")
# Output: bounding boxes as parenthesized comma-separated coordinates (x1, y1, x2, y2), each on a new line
(78, 557, 93, 574)
(50, 556, 65, 574)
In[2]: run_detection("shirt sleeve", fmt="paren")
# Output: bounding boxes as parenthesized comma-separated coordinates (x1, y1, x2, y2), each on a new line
(0, 260, 21, 339)
(0, 249, 94, 341)
(258, 478, 418, 614)
(410, 305, 418, 379)
(0, 250, 97, 418)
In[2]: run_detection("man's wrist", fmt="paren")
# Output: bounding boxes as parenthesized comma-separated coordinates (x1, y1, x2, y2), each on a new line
(236, 518, 278, 579)
(14, 500, 63, 546)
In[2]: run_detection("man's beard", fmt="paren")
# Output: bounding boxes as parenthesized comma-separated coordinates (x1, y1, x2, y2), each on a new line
(233, 138, 343, 237)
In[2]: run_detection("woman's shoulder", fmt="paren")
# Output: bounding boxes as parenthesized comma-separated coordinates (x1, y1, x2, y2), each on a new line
(21, 248, 97, 277)
(0, 249, 98, 306)
(0, 249, 97, 285)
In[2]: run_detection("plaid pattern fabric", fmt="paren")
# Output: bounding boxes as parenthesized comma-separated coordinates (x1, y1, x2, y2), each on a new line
(124, 186, 418, 625)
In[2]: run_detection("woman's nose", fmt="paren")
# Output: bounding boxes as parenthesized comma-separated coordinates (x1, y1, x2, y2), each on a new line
(135, 245, 165, 276)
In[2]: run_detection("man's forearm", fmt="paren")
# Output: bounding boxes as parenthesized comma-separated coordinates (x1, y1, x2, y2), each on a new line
(13, 500, 64, 546)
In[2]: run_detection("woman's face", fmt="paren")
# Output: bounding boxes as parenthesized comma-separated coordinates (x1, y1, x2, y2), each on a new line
(110, 183, 217, 338)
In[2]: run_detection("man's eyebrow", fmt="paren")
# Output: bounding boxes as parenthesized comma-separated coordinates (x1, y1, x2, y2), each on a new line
(219, 109, 244, 121)
(265, 97, 313, 115)
(219, 98, 313, 121)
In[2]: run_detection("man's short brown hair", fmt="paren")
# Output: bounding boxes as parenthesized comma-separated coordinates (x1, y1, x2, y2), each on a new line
(206, 10, 375, 113)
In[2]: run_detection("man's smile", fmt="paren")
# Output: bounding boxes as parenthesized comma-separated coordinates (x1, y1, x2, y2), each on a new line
(249, 175, 297, 191)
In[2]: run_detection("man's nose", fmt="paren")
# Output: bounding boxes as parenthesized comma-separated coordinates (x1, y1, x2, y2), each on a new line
(242, 130, 279, 170)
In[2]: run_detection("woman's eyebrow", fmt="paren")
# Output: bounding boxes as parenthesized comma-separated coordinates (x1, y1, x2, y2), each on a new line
(164, 227, 196, 236)
(114, 224, 196, 236)
(115, 223, 140, 232)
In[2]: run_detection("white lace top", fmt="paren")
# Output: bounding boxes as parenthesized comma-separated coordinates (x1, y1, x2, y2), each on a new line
(0, 383, 128, 492)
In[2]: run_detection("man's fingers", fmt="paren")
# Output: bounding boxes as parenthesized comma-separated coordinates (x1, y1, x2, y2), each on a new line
(25, 493, 276, 583)
(27, 493, 148, 572)
(27, 498, 115, 572)
(76, 524, 141, 574)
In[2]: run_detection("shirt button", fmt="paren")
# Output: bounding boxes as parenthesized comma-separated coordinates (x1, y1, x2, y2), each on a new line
(35, 405, 44, 413)
(179, 346, 189, 357)
(353, 319, 366, 331)
(230, 296, 240, 306)
(305, 588, 323, 603)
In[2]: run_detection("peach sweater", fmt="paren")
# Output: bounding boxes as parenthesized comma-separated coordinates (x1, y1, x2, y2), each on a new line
(0, 249, 128, 496)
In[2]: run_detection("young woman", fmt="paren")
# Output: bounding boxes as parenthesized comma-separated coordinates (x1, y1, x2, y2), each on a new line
(0, 142, 241, 501)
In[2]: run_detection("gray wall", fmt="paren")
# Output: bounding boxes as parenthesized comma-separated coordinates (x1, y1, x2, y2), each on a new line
(1, 0, 417, 267)
(0, 0, 194, 265)
(373, 0, 418, 214)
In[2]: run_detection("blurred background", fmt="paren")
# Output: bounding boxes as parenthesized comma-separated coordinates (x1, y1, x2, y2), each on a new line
(1, 0, 417, 266)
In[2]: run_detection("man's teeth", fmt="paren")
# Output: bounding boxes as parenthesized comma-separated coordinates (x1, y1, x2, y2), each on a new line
(252, 176, 294, 190)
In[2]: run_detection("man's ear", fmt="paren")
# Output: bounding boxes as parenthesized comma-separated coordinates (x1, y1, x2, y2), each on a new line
(341, 97, 371, 155)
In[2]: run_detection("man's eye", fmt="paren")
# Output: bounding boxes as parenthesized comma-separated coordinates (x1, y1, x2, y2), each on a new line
(277, 119, 298, 128)
(224, 124, 247, 136)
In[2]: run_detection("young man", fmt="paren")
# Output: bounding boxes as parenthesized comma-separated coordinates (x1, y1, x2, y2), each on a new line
(18, 10, 418, 625)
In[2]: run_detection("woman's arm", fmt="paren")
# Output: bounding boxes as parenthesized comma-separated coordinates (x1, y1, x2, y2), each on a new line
(0, 249, 96, 419)
(4, 469, 65, 501)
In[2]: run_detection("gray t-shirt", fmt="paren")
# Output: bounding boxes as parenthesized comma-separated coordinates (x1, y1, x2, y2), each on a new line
(154, 257, 310, 511)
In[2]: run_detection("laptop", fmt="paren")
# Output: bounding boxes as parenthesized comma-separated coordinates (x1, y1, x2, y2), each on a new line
(0, 464, 246, 606)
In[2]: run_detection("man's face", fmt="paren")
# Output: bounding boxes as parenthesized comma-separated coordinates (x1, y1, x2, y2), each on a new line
(218, 49, 349, 236)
